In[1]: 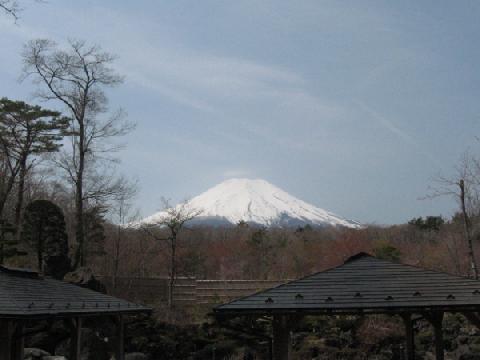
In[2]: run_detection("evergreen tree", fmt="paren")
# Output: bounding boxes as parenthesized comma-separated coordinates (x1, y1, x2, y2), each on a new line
(0, 98, 68, 233)
(21, 200, 70, 278)
(408, 216, 444, 232)
(373, 241, 401, 261)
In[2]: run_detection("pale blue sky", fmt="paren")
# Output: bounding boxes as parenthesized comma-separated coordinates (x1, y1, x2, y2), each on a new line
(1, 1, 479, 224)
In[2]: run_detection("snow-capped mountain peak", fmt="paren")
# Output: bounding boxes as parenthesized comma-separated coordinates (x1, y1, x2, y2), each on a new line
(138, 178, 361, 228)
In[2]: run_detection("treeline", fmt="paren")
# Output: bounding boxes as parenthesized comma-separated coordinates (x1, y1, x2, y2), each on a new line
(98, 214, 475, 284)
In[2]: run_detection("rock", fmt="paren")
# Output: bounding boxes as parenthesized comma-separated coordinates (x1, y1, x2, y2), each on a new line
(125, 353, 149, 360)
(63, 267, 106, 293)
(42, 357, 67, 360)
(423, 351, 435, 360)
(24, 348, 51, 359)
(459, 354, 480, 360)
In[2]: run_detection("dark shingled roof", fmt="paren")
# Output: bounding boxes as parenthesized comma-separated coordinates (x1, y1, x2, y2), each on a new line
(0, 266, 149, 318)
(215, 253, 480, 315)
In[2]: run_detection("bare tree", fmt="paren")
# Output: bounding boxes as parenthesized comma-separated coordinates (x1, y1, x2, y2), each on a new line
(110, 179, 139, 290)
(140, 199, 201, 308)
(427, 153, 480, 279)
(22, 39, 134, 269)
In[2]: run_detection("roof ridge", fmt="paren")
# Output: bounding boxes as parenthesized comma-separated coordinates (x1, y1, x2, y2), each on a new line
(215, 252, 480, 314)
(0, 265, 40, 279)
(216, 253, 377, 310)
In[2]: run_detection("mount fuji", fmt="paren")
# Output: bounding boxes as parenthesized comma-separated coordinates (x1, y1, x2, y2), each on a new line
(138, 178, 361, 229)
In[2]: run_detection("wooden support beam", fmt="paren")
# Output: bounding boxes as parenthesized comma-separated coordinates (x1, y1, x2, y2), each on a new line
(0, 320, 13, 360)
(114, 315, 125, 360)
(69, 317, 83, 360)
(401, 313, 415, 360)
(425, 312, 444, 360)
(272, 315, 290, 360)
(12, 321, 24, 360)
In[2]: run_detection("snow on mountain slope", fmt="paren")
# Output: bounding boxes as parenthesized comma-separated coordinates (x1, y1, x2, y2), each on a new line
(138, 178, 362, 228)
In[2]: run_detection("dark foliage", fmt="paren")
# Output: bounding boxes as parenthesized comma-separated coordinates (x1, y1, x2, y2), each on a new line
(21, 200, 70, 278)
(125, 314, 270, 359)
(409, 216, 445, 232)
(373, 242, 401, 261)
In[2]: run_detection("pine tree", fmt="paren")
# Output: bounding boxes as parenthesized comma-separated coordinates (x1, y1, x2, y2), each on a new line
(21, 200, 70, 279)
(0, 98, 68, 233)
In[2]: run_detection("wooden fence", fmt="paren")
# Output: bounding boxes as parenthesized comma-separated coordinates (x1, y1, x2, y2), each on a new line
(98, 276, 286, 306)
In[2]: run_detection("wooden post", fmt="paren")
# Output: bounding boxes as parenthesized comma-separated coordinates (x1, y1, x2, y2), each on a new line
(401, 314, 415, 360)
(12, 321, 24, 360)
(432, 313, 444, 360)
(69, 317, 83, 360)
(0, 320, 13, 360)
(272, 315, 290, 360)
(114, 315, 125, 360)
(425, 312, 444, 360)
(268, 337, 273, 360)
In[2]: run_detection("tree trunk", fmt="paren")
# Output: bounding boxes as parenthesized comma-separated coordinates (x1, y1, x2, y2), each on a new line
(0, 229, 5, 265)
(74, 122, 85, 270)
(0, 173, 17, 220)
(168, 235, 176, 308)
(113, 230, 120, 290)
(113, 204, 123, 290)
(460, 179, 478, 279)
(14, 156, 27, 241)
(37, 225, 43, 273)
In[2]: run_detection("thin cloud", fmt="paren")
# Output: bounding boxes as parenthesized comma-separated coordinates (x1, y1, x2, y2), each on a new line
(355, 100, 442, 167)
(356, 100, 415, 144)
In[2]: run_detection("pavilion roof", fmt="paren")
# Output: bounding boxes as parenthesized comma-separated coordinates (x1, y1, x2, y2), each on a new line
(215, 253, 480, 315)
(0, 266, 149, 318)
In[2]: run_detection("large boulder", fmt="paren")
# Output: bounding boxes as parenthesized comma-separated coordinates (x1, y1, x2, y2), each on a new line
(24, 348, 50, 359)
(64, 267, 106, 293)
